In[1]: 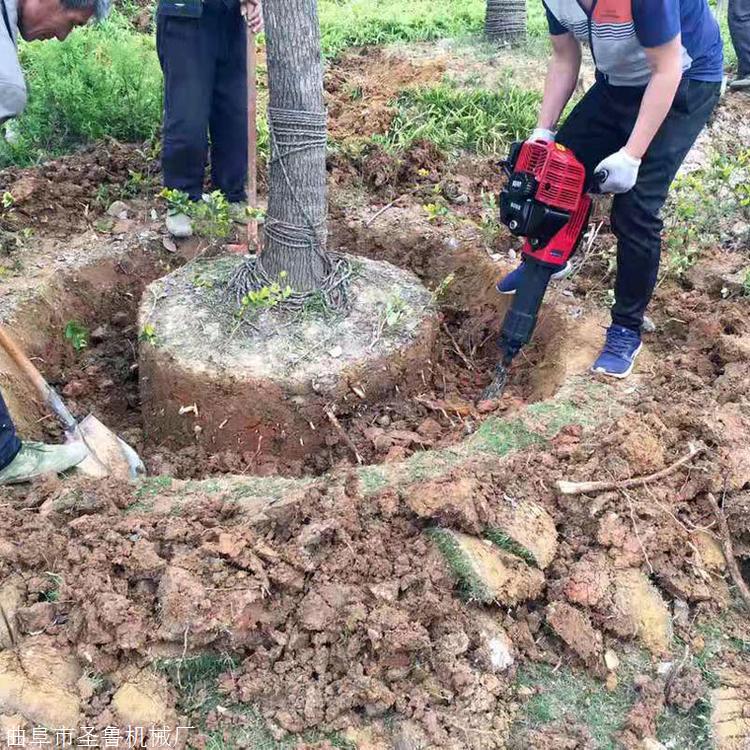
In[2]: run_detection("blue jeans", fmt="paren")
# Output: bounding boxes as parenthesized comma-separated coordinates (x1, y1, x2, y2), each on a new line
(0, 391, 21, 471)
(557, 77, 720, 331)
(156, 0, 248, 202)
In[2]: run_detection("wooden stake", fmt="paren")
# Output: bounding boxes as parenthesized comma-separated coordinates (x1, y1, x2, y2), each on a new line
(247, 28, 259, 252)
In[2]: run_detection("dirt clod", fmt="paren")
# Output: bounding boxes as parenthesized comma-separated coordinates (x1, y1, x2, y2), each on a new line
(546, 601, 602, 663)
(607, 569, 673, 656)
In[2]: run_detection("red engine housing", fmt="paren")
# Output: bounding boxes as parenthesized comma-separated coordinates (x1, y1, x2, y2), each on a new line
(509, 141, 592, 268)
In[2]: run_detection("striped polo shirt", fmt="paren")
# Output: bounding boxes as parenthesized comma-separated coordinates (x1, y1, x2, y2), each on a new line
(543, 0, 724, 87)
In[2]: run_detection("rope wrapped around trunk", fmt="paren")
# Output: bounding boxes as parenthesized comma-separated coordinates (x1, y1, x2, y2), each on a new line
(227, 106, 352, 311)
(485, 0, 526, 40)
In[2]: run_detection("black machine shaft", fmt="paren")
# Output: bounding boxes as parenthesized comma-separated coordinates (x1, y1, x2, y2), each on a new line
(482, 258, 555, 401)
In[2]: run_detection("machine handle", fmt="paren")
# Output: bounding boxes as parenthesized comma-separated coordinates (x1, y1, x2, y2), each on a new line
(589, 169, 608, 193)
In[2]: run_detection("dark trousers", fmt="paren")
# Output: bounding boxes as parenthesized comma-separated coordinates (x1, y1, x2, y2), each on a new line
(730, 0, 750, 77)
(156, 0, 248, 203)
(557, 77, 720, 331)
(0, 391, 21, 471)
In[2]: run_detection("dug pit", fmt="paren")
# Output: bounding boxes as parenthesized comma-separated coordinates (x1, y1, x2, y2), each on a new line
(138, 254, 439, 463)
(0, 220, 603, 480)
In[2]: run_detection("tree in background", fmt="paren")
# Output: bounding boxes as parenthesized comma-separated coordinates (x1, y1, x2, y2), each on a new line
(485, 0, 527, 42)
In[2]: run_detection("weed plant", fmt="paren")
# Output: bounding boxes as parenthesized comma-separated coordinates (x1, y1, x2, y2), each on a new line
(0, 12, 161, 167)
(378, 82, 540, 156)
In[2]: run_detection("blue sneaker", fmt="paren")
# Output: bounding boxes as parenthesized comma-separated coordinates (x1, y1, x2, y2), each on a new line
(495, 260, 572, 295)
(592, 325, 643, 378)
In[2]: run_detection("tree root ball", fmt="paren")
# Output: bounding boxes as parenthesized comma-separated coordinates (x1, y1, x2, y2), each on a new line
(138, 254, 439, 462)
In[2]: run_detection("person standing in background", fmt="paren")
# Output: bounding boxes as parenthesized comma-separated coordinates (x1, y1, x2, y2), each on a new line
(157, 0, 263, 237)
(729, 0, 750, 89)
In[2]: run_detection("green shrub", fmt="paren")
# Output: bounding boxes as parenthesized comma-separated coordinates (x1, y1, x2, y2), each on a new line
(0, 12, 162, 167)
(377, 82, 540, 155)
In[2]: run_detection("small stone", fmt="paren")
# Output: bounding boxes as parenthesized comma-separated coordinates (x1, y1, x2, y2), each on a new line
(657, 662, 673, 676)
(90, 325, 110, 343)
(477, 399, 499, 414)
(604, 649, 620, 672)
(642, 316, 656, 333)
(62, 380, 86, 399)
(376, 414, 391, 428)
(416, 417, 443, 441)
(518, 685, 534, 697)
(329, 345, 343, 358)
(641, 739, 667, 750)
(106, 200, 129, 218)
(606, 673, 619, 692)
(475, 612, 515, 673)
(16, 602, 56, 634)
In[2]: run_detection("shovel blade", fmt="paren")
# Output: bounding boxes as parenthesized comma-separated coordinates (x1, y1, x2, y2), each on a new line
(71, 415, 143, 481)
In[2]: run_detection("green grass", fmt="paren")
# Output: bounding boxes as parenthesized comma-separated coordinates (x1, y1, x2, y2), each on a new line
(377, 81, 540, 156)
(484, 528, 537, 566)
(427, 527, 495, 602)
(158, 652, 353, 750)
(1, 11, 162, 167)
(515, 660, 643, 750)
(469, 416, 544, 455)
(157, 652, 240, 713)
(664, 147, 750, 279)
(657, 701, 713, 750)
(318, 0, 485, 58)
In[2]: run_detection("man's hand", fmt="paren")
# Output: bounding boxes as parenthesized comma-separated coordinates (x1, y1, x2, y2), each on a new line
(241, 0, 263, 32)
(595, 148, 641, 194)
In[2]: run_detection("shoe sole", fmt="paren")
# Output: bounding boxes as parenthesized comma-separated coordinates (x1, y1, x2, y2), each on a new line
(591, 342, 643, 379)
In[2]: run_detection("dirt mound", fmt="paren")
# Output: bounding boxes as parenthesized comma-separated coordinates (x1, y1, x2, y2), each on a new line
(0, 474, 522, 748)
(325, 48, 444, 143)
(0, 140, 155, 238)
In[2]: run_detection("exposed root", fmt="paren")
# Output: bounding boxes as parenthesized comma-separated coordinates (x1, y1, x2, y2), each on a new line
(325, 406, 363, 465)
(706, 491, 750, 612)
(557, 443, 705, 496)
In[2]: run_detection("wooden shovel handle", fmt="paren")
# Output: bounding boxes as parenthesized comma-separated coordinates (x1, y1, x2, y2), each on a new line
(247, 29, 259, 252)
(0, 325, 52, 400)
(0, 324, 77, 430)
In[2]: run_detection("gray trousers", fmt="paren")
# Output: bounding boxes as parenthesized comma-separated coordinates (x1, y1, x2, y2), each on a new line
(730, 0, 750, 77)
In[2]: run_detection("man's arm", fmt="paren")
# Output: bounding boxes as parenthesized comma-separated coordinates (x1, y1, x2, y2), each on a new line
(537, 33, 582, 132)
(623, 36, 683, 159)
(595, 34, 683, 193)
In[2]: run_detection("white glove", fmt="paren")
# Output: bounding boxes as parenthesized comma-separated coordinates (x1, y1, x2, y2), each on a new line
(528, 127, 556, 143)
(595, 148, 641, 194)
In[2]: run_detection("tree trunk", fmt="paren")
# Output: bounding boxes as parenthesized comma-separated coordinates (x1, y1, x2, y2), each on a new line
(260, 0, 329, 291)
(485, 0, 527, 43)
